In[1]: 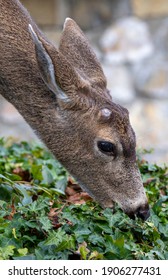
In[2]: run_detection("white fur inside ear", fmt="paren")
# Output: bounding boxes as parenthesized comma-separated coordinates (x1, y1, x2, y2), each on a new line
(28, 24, 69, 102)
(28, 24, 38, 42)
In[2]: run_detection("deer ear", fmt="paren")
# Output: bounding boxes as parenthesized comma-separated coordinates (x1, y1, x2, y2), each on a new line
(29, 24, 90, 106)
(59, 18, 107, 89)
(29, 25, 69, 102)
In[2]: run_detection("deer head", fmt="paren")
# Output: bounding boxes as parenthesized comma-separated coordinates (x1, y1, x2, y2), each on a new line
(27, 18, 150, 220)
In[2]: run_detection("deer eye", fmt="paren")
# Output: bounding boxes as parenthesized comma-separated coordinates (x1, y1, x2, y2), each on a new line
(97, 141, 117, 157)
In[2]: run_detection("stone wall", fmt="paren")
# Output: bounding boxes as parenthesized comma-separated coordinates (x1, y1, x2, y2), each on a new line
(21, 0, 132, 28)
(1, 0, 168, 164)
(21, 0, 168, 28)
(132, 0, 168, 18)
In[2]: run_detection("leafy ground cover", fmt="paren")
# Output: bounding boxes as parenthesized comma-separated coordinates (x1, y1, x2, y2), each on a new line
(0, 138, 167, 260)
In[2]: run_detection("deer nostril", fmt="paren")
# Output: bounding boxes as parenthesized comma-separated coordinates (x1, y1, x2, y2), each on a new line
(136, 205, 150, 221)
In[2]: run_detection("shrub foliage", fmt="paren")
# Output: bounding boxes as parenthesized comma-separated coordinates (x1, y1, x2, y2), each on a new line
(0, 138, 167, 260)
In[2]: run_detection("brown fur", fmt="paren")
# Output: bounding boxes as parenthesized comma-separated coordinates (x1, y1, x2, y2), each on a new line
(0, 0, 149, 220)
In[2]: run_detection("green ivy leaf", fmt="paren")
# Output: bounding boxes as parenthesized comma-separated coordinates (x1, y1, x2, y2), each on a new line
(0, 245, 15, 260)
(39, 216, 52, 232)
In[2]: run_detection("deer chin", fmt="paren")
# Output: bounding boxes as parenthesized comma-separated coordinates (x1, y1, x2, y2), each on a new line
(77, 180, 115, 209)
(99, 199, 150, 221)
(128, 205, 150, 221)
(121, 202, 150, 221)
(98, 189, 150, 221)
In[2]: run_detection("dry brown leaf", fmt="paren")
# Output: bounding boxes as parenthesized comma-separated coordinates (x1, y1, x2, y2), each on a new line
(48, 207, 62, 229)
(12, 167, 31, 181)
(5, 202, 16, 220)
(66, 192, 92, 205)
(65, 186, 77, 196)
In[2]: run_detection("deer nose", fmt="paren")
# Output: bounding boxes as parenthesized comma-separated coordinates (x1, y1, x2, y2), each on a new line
(136, 204, 150, 221)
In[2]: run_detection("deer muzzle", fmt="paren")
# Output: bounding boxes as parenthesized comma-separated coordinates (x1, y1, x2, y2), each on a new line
(126, 203, 150, 221)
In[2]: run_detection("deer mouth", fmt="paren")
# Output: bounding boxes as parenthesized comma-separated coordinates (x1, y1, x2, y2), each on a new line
(126, 204, 150, 221)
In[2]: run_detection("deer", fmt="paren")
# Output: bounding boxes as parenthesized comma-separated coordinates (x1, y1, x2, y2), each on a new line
(0, 0, 150, 221)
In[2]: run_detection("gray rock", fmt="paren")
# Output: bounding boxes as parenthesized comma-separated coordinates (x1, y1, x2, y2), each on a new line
(0, 97, 37, 141)
(133, 56, 168, 99)
(102, 64, 135, 103)
(128, 99, 168, 164)
(100, 17, 154, 64)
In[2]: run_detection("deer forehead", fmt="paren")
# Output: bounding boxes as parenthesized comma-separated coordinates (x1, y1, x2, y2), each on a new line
(96, 128, 115, 142)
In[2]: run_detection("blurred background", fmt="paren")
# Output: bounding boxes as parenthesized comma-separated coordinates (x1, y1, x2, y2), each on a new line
(0, 0, 168, 164)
